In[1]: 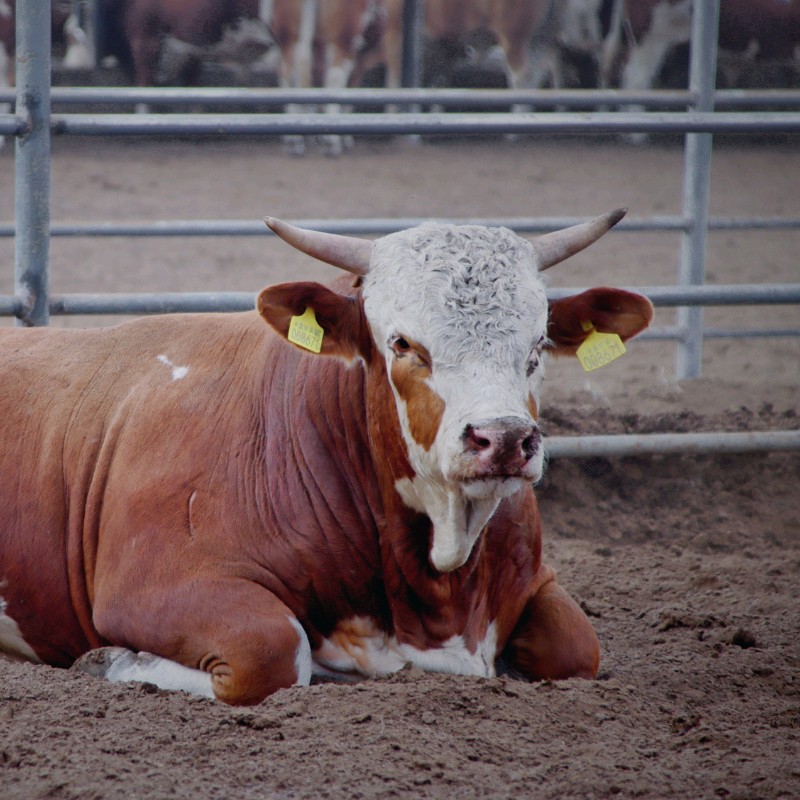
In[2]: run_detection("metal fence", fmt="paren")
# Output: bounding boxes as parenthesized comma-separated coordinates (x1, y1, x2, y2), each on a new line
(2, 0, 799, 457)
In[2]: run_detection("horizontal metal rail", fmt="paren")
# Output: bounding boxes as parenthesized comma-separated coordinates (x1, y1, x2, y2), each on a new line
(3, 87, 800, 109)
(0, 292, 254, 317)
(2, 111, 800, 138)
(546, 429, 800, 458)
(2, 284, 797, 318)
(642, 326, 800, 341)
(3, 215, 800, 238)
(546, 284, 800, 305)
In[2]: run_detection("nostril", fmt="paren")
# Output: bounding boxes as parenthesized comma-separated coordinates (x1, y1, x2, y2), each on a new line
(521, 431, 539, 459)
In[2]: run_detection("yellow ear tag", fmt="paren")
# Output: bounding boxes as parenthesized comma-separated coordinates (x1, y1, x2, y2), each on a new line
(576, 321, 626, 372)
(288, 307, 324, 353)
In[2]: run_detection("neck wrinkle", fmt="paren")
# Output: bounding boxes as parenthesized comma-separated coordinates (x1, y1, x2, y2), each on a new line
(246, 332, 389, 631)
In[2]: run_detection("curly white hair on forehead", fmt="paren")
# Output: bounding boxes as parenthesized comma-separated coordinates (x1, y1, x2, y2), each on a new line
(365, 222, 548, 363)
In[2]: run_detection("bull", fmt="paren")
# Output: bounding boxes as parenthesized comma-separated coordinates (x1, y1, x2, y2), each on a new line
(0, 212, 652, 705)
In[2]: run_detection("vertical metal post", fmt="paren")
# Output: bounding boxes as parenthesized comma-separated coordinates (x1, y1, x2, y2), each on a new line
(14, 0, 51, 326)
(401, 0, 423, 88)
(676, 0, 719, 379)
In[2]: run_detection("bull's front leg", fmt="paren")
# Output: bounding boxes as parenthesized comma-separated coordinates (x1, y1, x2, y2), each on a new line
(78, 577, 312, 705)
(503, 565, 600, 681)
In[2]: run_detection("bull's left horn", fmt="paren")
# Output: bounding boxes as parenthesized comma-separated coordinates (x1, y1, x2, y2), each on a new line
(534, 208, 627, 271)
(265, 217, 373, 276)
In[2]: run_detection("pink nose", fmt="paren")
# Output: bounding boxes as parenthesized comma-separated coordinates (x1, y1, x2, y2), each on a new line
(462, 417, 540, 474)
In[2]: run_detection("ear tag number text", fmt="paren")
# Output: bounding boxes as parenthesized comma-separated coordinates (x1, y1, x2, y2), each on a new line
(288, 307, 324, 353)
(576, 322, 626, 372)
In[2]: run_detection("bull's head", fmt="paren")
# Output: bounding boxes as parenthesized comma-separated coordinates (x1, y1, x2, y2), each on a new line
(259, 212, 653, 572)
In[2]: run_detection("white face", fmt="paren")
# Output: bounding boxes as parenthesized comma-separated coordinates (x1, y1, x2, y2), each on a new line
(362, 223, 549, 571)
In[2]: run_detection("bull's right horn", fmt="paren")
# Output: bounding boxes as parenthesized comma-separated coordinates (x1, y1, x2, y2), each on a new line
(534, 208, 627, 271)
(265, 217, 374, 276)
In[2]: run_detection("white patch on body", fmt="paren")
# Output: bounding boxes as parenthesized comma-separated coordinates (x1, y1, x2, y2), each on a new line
(313, 616, 498, 679)
(156, 354, 189, 381)
(258, 0, 274, 25)
(102, 648, 215, 698)
(0, 597, 42, 662)
(395, 475, 504, 573)
(289, 616, 312, 686)
(400, 622, 498, 678)
(362, 223, 548, 572)
(622, 0, 692, 92)
(62, 15, 94, 69)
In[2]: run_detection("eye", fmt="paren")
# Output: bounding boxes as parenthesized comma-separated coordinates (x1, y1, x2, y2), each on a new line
(390, 336, 412, 356)
(389, 335, 432, 369)
(526, 337, 547, 377)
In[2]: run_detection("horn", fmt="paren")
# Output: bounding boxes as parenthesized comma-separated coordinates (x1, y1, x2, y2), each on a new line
(265, 217, 374, 276)
(534, 208, 627, 271)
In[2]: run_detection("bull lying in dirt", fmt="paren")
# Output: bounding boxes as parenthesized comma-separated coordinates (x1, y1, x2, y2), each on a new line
(0, 211, 652, 704)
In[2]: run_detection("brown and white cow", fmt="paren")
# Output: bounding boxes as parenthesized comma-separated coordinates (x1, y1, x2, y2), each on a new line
(0, 211, 653, 705)
(600, 0, 800, 92)
(266, 0, 382, 156)
(95, 0, 261, 90)
(372, 0, 605, 93)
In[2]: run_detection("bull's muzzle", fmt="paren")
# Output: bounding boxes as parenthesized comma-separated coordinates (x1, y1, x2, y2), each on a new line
(462, 416, 540, 477)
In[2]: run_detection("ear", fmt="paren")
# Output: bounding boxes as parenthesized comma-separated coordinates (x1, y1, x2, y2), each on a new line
(547, 288, 654, 355)
(257, 282, 371, 360)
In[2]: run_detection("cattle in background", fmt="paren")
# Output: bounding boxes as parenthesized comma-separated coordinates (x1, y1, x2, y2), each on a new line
(359, 0, 607, 93)
(0, 0, 93, 81)
(267, 0, 381, 156)
(0, 1, 93, 149)
(154, 17, 274, 87)
(266, 0, 608, 156)
(0, 211, 653, 704)
(600, 0, 800, 92)
(95, 0, 262, 89)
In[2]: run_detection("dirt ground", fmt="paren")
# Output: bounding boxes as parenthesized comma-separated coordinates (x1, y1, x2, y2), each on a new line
(0, 135, 798, 799)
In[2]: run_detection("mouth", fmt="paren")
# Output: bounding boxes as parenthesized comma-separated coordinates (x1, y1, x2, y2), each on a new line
(460, 475, 529, 500)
